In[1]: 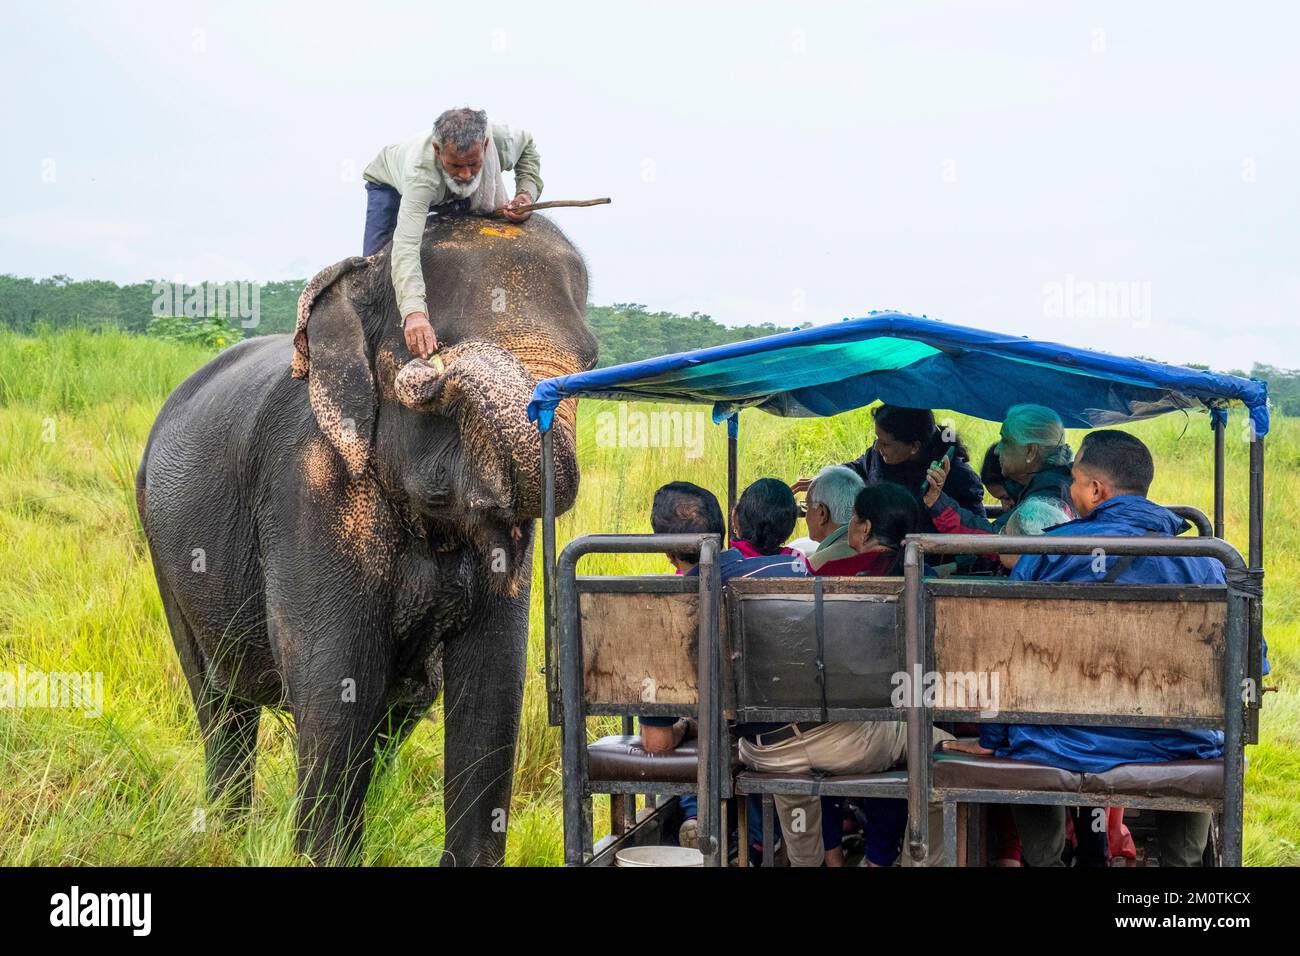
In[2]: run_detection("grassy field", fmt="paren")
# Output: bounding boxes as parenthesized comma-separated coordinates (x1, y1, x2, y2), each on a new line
(0, 328, 1295, 866)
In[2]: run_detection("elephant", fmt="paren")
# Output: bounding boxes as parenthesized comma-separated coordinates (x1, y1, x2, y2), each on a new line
(136, 214, 597, 864)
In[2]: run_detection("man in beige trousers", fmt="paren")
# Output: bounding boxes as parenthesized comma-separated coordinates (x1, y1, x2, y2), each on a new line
(739, 720, 953, 866)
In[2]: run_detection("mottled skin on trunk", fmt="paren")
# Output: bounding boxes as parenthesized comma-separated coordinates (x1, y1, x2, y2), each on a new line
(137, 215, 596, 864)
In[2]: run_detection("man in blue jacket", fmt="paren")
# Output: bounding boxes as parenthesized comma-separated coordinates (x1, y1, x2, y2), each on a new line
(949, 430, 1227, 866)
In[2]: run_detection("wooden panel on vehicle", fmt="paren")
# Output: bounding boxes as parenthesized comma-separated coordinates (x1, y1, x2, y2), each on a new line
(931, 594, 1227, 719)
(579, 586, 698, 708)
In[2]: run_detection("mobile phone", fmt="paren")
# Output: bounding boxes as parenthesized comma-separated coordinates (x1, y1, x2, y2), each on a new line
(920, 445, 956, 494)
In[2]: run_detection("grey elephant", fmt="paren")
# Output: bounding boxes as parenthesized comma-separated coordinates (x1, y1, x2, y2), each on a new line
(136, 215, 596, 864)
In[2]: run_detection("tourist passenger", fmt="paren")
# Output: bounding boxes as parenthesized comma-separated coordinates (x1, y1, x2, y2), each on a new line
(741, 480, 953, 867)
(842, 481, 947, 865)
(944, 431, 1237, 867)
(980, 443, 1015, 512)
(922, 456, 1001, 553)
(793, 405, 987, 535)
(804, 471, 916, 864)
(639, 482, 723, 757)
(724, 478, 811, 579)
(994, 404, 1075, 518)
(924, 404, 1075, 537)
(643, 480, 791, 857)
(846, 482, 929, 576)
(803, 465, 869, 575)
(852, 405, 986, 528)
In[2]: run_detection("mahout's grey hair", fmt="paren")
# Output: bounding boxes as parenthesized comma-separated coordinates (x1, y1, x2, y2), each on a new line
(433, 108, 490, 152)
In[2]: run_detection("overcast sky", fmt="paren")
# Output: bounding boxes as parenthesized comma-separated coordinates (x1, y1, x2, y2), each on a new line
(2, 1, 1296, 369)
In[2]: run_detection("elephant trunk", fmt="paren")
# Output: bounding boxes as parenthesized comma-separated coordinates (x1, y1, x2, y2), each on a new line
(394, 341, 580, 523)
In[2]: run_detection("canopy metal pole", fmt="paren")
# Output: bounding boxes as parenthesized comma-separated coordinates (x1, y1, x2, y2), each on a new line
(556, 532, 591, 865)
(902, 540, 930, 864)
(1247, 434, 1265, 745)
(541, 426, 560, 727)
(1248, 435, 1264, 568)
(727, 413, 739, 546)
(694, 535, 722, 866)
(1222, 581, 1249, 866)
(1213, 416, 1226, 538)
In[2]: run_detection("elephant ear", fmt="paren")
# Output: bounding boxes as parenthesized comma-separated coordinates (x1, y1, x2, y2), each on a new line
(291, 255, 370, 379)
(291, 256, 376, 480)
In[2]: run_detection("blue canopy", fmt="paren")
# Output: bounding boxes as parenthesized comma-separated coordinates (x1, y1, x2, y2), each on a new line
(528, 312, 1270, 437)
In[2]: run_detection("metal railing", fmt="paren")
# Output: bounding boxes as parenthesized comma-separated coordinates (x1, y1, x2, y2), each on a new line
(556, 533, 724, 866)
(901, 533, 1249, 866)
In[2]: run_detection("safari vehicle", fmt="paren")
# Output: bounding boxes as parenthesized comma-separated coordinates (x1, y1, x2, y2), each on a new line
(525, 313, 1270, 867)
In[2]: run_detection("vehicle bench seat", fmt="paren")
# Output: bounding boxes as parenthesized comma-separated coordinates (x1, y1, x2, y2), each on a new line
(1082, 759, 1227, 800)
(933, 753, 1082, 792)
(587, 735, 740, 784)
(732, 749, 1227, 802)
(935, 749, 1226, 800)
(588, 731, 1228, 797)
(588, 735, 698, 784)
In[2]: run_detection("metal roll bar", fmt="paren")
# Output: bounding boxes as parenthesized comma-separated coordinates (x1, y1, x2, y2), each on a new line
(556, 533, 723, 866)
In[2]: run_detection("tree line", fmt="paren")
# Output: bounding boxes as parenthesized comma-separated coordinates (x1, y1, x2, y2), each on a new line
(1, 273, 1296, 415)
(0, 275, 799, 367)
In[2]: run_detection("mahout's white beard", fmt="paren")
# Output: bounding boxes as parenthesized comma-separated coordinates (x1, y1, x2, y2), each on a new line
(441, 165, 483, 199)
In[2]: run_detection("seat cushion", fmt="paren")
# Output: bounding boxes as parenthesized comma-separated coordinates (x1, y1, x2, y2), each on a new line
(587, 735, 699, 784)
(1080, 759, 1224, 800)
(932, 753, 1083, 793)
(933, 742, 1227, 801)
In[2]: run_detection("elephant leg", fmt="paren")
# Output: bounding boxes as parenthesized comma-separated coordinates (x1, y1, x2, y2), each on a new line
(440, 593, 529, 867)
(287, 626, 390, 865)
(372, 700, 434, 775)
(294, 726, 381, 864)
(198, 689, 262, 812)
(152, 551, 260, 812)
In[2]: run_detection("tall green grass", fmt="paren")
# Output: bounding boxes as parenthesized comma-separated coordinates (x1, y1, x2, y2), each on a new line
(0, 329, 1295, 865)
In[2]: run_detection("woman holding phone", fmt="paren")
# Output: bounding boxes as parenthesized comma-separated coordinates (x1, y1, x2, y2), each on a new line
(795, 404, 987, 535)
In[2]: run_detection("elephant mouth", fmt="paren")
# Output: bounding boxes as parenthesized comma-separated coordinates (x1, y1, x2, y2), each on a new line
(424, 513, 531, 597)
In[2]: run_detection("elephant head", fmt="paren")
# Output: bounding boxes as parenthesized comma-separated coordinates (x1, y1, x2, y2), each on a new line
(291, 215, 597, 595)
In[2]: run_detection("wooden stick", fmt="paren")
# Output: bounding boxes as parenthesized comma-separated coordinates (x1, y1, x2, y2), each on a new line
(495, 197, 611, 216)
